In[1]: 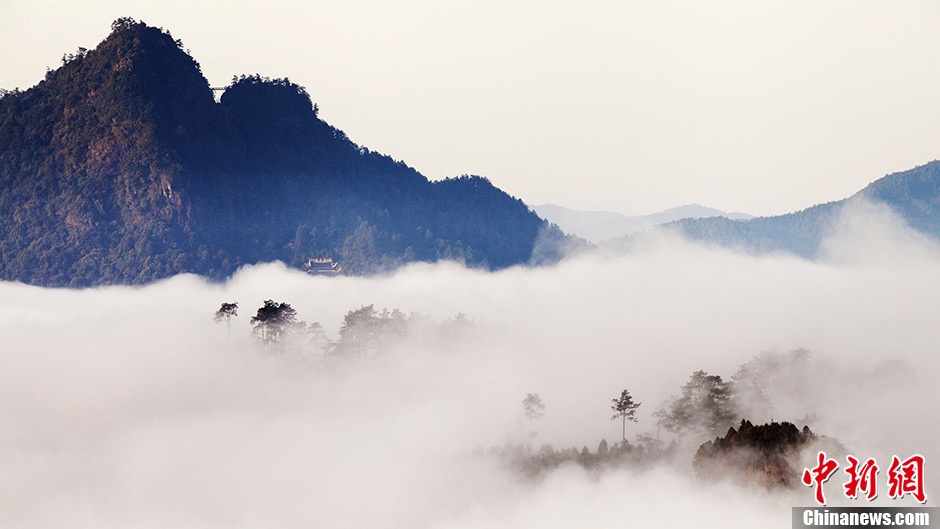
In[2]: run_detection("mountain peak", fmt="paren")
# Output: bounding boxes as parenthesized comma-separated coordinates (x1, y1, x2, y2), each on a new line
(24, 18, 216, 154)
(0, 20, 564, 286)
(101, 17, 204, 78)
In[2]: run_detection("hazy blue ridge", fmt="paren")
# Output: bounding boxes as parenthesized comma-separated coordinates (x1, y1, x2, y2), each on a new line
(533, 203, 753, 243)
(640, 161, 940, 258)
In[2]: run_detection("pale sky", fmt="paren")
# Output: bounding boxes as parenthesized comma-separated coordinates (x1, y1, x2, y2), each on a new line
(2, 0, 939, 216)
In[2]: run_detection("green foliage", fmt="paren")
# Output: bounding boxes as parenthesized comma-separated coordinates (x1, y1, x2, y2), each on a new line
(0, 20, 569, 286)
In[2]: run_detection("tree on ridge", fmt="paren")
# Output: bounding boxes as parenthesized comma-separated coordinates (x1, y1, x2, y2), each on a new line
(611, 388, 641, 443)
(213, 302, 238, 344)
(523, 393, 545, 454)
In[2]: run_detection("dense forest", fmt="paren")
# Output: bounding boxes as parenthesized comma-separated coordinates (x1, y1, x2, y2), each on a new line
(0, 18, 570, 286)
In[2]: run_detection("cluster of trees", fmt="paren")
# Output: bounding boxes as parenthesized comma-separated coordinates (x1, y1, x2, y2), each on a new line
(484, 434, 673, 478)
(693, 420, 846, 488)
(0, 18, 571, 287)
(213, 299, 470, 360)
(653, 350, 821, 446)
(525, 372, 736, 456)
(653, 370, 736, 446)
(522, 352, 806, 462)
(506, 350, 837, 485)
(504, 389, 658, 475)
(215, 297, 836, 488)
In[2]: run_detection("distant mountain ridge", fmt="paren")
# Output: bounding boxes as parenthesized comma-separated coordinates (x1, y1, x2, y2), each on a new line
(640, 161, 940, 257)
(0, 18, 567, 287)
(533, 203, 752, 243)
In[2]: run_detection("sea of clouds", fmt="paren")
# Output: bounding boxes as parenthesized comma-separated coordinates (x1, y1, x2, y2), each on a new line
(1, 199, 936, 528)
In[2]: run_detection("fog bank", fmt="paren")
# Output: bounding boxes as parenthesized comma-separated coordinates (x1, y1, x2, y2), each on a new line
(1, 202, 937, 527)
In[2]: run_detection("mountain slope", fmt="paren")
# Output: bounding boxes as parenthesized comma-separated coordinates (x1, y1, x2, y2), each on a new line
(650, 161, 940, 257)
(0, 19, 564, 286)
(533, 203, 752, 243)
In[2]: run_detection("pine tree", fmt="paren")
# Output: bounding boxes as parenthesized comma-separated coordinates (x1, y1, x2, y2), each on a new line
(611, 389, 641, 442)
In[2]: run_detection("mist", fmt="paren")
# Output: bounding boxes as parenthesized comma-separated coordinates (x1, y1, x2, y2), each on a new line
(2, 200, 937, 527)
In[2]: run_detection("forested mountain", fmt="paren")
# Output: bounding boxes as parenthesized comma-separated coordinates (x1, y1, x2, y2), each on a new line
(0, 18, 566, 286)
(619, 161, 940, 258)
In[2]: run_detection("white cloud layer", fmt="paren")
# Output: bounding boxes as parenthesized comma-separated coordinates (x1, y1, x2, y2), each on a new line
(1, 202, 937, 527)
